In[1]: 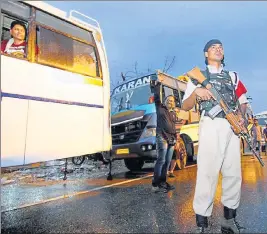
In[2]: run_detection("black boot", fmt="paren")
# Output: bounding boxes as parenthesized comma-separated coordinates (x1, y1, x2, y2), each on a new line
(221, 206, 245, 233)
(195, 214, 208, 233)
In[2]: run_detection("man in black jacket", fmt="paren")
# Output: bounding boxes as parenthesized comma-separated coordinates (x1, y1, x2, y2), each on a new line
(151, 76, 177, 193)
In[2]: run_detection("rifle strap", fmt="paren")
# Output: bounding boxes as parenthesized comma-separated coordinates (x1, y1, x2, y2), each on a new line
(201, 68, 210, 87)
(228, 71, 248, 126)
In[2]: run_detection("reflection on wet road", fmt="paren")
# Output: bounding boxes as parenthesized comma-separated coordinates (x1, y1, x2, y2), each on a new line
(2, 156, 267, 233)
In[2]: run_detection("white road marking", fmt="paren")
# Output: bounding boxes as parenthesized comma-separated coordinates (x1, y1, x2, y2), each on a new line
(185, 164, 197, 168)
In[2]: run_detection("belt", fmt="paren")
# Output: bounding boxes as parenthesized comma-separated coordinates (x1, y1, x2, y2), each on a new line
(202, 111, 226, 119)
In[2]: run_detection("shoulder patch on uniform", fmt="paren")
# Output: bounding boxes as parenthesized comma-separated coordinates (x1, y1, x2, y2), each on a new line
(228, 71, 238, 85)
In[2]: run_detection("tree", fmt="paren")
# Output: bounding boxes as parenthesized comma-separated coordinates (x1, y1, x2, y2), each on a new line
(162, 56, 176, 73)
(115, 55, 176, 85)
(120, 61, 140, 82)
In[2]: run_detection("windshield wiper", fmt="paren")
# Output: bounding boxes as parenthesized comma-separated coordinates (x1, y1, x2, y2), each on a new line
(118, 97, 123, 112)
(125, 97, 131, 110)
(125, 90, 133, 110)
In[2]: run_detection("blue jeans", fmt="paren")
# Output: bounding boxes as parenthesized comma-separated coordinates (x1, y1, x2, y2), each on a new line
(152, 134, 174, 186)
(252, 140, 261, 153)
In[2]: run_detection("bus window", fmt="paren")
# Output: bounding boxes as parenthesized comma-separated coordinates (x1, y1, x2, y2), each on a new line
(163, 86, 184, 109)
(1, 1, 30, 19)
(162, 86, 173, 99)
(36, 27, 73, 68)
(36, 26, 100, 77)
(179, 90, 185, 102)
(73, 40, 99, 77)
(173, 89, 182, 108)
(36, 10, 94, 44)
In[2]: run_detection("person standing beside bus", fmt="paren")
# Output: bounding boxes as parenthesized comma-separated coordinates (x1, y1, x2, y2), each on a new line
(182, 39, 248, 233)
(151, 76, 176, 193)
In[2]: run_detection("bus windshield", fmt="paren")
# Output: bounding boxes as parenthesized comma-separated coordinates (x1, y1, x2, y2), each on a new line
(111, 83, 152, 113)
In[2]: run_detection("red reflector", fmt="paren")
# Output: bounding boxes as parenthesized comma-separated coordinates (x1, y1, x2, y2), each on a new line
(148, 96, 154, 104)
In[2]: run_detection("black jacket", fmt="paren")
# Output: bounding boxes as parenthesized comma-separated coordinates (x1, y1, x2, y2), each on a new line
(154, 83, 176, 141)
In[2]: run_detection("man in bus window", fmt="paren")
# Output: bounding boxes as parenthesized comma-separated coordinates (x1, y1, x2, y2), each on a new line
(182, 39, 248, 233)
(1, 20, 27, 58)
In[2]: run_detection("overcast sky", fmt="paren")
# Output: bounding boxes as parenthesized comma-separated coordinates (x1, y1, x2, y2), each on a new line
(48, 1, 267, 114)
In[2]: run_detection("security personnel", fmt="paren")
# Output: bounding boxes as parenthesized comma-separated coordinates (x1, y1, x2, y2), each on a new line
(182, 39, 248, 233)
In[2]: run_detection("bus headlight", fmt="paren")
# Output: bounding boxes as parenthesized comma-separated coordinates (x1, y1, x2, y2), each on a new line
(140, 127, 156, 139)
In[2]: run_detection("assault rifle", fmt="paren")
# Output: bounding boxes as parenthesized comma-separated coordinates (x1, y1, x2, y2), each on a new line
(187, 67, 264, 167)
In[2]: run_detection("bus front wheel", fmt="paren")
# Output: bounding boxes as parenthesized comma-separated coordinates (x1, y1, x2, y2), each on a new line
(180, 134, 194, 161)
(175, 138, 188, 170)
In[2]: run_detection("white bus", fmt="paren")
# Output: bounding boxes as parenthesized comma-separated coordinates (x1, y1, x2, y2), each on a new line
(1, 1, 111, 167)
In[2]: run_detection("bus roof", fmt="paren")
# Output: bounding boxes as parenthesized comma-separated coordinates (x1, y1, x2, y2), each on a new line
(23, 1, 102, 34)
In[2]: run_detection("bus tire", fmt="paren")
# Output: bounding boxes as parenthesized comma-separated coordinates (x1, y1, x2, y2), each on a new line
(124, 158, 144, 171)
(175, 138, 188, 170)
(180, 134, 194, 161)
(71, 156, 86, 165)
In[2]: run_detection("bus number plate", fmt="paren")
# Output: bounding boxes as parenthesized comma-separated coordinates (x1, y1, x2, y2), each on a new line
(116, 148, 129, 154)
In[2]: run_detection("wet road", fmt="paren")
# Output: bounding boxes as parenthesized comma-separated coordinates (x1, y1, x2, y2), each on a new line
(2, 156, 267, 233)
